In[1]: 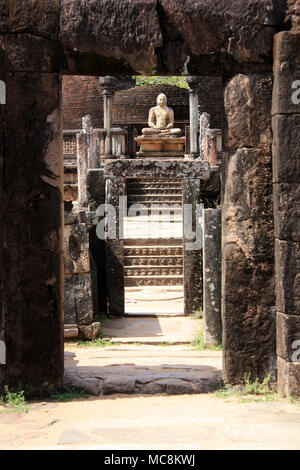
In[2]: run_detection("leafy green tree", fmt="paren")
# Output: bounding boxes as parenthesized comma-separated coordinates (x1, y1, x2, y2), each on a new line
(134, 76, 189, 89)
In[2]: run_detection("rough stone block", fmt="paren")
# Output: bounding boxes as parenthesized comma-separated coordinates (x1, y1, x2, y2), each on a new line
(183, 178, 203, 314)
(222, 147, 275, 383)
(0, 34, 65, 73)
(277, 312, 300, 362)
(160, 0, 284, 63)
(64, 223, 90, 274)
(272, 31, 300, 115)
(275, 240, 300, 315)
(2, 72, 63, 387)
(272, 113, 300, 183)
(203, 208, 222, 347)
(78, 322, 101, 340)
(0, 0, 60, 40)
(60, 0, 162, 74)
(278, 356, 300, 397)
(224, 73, 273, 150)
(273, 183, 300, 242)
(64, 273, 94, 325)
(64, 324, 79, 339)
(87, 169, 106, 210)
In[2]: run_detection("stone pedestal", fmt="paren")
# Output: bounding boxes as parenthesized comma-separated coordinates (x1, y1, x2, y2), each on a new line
(203, 208, 222, 347)
(135, 136, 185, 158)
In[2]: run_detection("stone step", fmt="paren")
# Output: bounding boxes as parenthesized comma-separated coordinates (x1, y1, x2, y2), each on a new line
(128, 194, 182, 201)
(126, 204, 183, 211)
(124, 265, 183, 276)
(124, 247, 183, 258)
(127, 187, 182, 195)
(124, 276, 183, 287)
(127, 178, 180, 184)
(124, 255, 183, 266)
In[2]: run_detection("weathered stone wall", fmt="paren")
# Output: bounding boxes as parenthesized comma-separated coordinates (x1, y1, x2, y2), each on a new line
(222, 73, 276, 383)
(272, 24, 300, 395)
(0, 1, 286, 76)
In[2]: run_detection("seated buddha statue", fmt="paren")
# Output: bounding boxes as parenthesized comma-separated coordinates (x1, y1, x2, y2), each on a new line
(142, 93, 182, 136)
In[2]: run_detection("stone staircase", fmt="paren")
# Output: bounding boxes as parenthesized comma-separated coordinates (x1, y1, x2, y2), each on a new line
(126, 178, 182, 213)
(124, 178, 184, 287)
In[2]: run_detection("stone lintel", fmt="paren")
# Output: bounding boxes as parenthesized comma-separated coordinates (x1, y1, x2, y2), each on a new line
(104, 159, 211, 180)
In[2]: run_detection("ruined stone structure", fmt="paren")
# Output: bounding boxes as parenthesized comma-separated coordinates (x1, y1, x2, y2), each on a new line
(0, 0, 299, 398)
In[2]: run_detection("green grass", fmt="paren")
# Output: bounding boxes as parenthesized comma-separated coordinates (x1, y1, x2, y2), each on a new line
(192, 309, 203, 319)
(0, 386, 29, 413)
(215, 373, 280, 402)
(48, 386, 89, 402)
(190, 319, 222, 351)
(134, 76, 189, 89)
(76, 337, 121, 348)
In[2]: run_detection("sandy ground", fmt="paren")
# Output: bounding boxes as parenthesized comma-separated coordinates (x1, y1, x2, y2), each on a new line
(1, 393, 300, 450)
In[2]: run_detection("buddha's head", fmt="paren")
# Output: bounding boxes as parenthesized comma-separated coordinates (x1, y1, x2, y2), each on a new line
(156, 93, 167, 107)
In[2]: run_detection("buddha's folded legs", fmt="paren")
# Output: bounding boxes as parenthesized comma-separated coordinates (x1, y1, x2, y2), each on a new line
(142, 127, 182, 136)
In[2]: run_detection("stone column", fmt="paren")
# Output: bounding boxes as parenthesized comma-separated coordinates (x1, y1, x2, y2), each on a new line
(272, 30, 300, 397)
(105, 177, 125, 316)
(76, 132, 90, 206)
(199, 112, 210, 159)
(203, 129, 218, 166)
(203, 208, 222, 347)
(187, 77, 200, 158)
(222, 73, 275, 384)
(99, 77, 116, 157)
(183, 177, 203, 314)
(0, 89, 5, 383)
(2, 73, 64, 387)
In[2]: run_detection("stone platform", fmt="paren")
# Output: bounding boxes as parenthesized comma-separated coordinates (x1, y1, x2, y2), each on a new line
(135, 136, 185, 158)
(64, 344, 222, 396)
(101, 316, 199, 343)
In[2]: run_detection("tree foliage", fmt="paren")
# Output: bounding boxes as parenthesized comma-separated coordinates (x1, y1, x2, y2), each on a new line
(134, 76, 189, 89)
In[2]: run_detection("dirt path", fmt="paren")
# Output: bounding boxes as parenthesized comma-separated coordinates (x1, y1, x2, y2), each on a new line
(1, 392, 300, 449)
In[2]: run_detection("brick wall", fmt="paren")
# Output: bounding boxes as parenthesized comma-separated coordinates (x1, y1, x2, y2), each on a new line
(62, 76, 104, 130)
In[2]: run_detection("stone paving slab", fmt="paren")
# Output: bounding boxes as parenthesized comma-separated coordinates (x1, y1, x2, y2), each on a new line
(102, 316, 200, 343)
(64, 345, 222, 396)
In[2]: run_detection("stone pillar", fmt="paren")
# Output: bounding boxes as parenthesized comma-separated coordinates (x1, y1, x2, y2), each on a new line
(2, 73, 64, 387)
(203, 208, 222, 347)
(272, 30, 300, 396)
(76, 132, 90, 206)
(99, 76, 116, 157)
(105, 177, 125, 316)
(203, 129, 218, 166)
(183, 177, 203, 314)
(0, 88, 5, 384)
(199, 112, 210, 159)
(222, 73, 275, 384)
(187, 77, 200, 158)
(111, 127, 127, 157)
